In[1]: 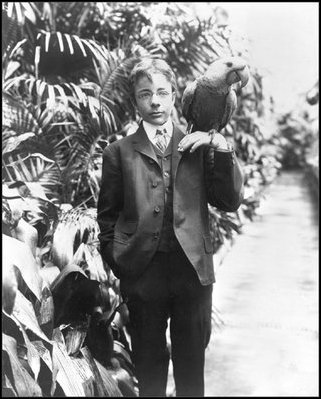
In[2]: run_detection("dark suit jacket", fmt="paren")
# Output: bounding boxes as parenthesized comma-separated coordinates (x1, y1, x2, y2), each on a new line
(97, 122, 244, 285)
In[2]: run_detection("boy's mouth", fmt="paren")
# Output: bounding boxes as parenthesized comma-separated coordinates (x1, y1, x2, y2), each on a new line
(150, 111, 163, 117)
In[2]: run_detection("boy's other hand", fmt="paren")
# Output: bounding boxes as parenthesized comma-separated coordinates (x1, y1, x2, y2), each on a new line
(178, 131, 229, 153)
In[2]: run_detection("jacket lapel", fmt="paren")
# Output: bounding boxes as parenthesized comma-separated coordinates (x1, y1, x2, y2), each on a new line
(172, 124, 186, 180)
(132, 123, 159, 164)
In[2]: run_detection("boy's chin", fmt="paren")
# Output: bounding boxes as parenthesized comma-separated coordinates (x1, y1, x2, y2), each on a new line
(146, 116, 168, 126)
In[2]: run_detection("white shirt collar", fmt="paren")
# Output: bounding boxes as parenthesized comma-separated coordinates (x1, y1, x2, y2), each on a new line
(143, 118, 173, 143)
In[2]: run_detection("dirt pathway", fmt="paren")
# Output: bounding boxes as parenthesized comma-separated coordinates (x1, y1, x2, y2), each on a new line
(204, 170, 319, 397)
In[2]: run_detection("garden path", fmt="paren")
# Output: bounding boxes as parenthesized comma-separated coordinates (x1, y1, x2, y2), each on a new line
(204, 169, 319, 397)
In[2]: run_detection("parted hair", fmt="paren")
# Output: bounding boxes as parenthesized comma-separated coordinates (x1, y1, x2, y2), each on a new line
(129, 58, 177, 102)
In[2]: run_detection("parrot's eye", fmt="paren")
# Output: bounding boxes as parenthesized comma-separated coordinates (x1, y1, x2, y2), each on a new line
(226, 62, 233, 67)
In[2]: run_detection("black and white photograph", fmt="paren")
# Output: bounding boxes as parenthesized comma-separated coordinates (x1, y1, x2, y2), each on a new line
(2, 2, 319, 397)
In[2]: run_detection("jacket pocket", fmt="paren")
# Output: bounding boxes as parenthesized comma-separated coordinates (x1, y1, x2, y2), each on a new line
(117, 221, 138, 235)
(203, 235, 213, 254)
(114, 221, 138, 245)
(113, 234, 129, 245)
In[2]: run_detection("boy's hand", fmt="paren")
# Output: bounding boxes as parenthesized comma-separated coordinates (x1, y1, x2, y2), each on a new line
(178, 130, 229, 153)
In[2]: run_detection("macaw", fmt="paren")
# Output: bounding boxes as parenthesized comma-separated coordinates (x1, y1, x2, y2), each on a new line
(182, 57, 250, 133)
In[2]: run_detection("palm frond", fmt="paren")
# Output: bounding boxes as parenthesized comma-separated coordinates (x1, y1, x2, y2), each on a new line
(2, 6, 20, 58)
(98, 50, 137, 122)
(3, 2, 40, 69)
(35, 32, 109, 77)
(2, 91, 42, 133)
(3, 153, 61, 198)
(6, 2, 37, 25)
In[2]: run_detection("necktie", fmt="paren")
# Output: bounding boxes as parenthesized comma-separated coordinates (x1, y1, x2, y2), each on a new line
(154, 128, 168, 153)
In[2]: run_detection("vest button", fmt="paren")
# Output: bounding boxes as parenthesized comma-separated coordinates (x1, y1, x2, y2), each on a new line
(154, 206, 160, 213)
(149, 159, 154, 164)
(152, 181, 158, 187)
(164, 171, 169, 177)
(153, 231, 160, 240)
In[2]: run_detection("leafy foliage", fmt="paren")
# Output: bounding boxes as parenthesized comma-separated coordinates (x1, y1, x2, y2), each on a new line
(277, 110, 316, 168)
(2, 191, 137, 396)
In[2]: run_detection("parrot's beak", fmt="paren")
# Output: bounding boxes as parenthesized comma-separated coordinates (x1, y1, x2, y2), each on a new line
(237, 66, 250, 88)
(227, 65, 250, 88)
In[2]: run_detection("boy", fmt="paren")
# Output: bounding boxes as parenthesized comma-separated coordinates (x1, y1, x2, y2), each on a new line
(97, 58, 244, 396)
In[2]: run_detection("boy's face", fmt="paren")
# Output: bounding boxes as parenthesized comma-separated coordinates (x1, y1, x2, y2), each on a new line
(134, 73, 176, 126)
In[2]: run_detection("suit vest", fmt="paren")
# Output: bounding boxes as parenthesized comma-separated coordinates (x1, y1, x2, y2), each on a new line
(152, 137, 179, 252)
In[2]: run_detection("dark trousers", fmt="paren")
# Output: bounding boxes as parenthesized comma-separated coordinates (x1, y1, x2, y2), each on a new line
(120, 244, 213, 397)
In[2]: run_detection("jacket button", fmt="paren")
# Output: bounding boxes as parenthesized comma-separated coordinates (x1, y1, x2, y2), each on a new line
(153, 231, 160, 240)
(152, 181, 158, 187)
(149, 159, 154, 164)
(164, 171, 169, 177)
(154, 206, 160, 213)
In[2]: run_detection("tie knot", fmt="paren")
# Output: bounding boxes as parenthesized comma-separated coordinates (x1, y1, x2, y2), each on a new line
(156, 128, 167, 136)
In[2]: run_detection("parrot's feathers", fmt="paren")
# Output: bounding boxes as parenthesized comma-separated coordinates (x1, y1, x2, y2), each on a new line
(218, 89, 237, 132)
(180, 57, 250, 133)
(181, 80, 197, 121)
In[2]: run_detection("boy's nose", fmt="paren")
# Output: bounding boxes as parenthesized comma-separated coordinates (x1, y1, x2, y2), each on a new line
(150, 93, 160, 105)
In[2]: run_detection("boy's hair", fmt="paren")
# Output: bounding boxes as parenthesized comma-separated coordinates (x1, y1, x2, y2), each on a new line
(129, 58, 177, 103)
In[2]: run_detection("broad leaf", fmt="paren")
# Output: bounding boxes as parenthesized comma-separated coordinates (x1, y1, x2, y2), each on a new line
(15, 318, 42, 382)
(70, 355, 96, 396)
(12, 291, 51, 344)
(2, 333, 43, 396)
(62, 321, 89, 356)
(2, 261, 18, 315)
(92, 357, 123, 397)
(51, 341, 86, 396)
(3, 234, 42, 300)
(82, 346, 122, 396)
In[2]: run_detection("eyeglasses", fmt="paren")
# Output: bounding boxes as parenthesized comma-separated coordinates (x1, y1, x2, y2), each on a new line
(136, 90, 171, 101)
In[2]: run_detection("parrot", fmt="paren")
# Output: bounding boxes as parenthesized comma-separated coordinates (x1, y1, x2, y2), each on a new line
(181, 56, 250, 134)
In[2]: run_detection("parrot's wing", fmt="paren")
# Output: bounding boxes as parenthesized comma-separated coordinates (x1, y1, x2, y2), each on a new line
(218, 89, 237, 132)
(181, 80, 197, 120)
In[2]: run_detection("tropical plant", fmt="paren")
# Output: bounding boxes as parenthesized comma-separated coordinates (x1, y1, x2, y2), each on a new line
(2, 2, 162, 209)
(2, 186, 136, 396)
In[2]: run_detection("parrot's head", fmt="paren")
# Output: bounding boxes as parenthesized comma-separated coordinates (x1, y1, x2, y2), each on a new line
(204, 56, 250, 92)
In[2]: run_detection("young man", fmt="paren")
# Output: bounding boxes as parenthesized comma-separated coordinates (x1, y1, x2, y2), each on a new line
(97, 58, 244, 397)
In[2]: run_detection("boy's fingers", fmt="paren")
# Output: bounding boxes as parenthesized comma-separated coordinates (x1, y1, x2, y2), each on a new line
(179, 139, 193, 151)
(189, 139, 203, 153)
(179, 133, 200, 149)
(179, 134, 207, 152)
